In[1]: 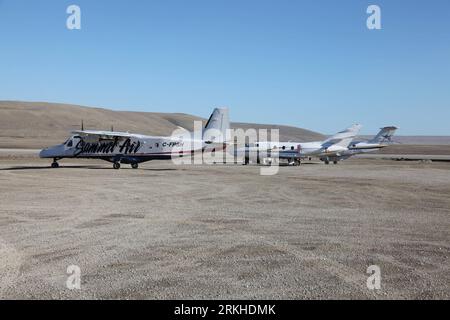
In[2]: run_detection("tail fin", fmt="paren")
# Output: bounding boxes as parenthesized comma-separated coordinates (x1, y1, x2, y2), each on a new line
(369, 126, 398, 144)
(320, 124, 362, 151)
(203, 108, 231, 143)
(323, 124, 362, 144)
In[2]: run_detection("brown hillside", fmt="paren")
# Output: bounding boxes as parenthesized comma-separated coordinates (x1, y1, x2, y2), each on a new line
(0, 101, 325, 149)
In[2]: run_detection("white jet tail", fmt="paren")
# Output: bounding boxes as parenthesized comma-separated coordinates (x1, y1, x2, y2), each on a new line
(322, 124, 362, 149)
(369, 126, 398, 144)
(203, 108, 231, 143)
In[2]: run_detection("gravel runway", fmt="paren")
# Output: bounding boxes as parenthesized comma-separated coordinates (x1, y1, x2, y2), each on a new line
(0, 158, 449, 299)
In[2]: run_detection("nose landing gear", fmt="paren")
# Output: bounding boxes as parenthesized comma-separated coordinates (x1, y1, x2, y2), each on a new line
(51, 159, 59, 168)
(113, 162, 121, 170)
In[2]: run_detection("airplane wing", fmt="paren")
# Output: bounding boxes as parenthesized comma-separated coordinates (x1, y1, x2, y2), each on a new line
(71, 130, 135, 138)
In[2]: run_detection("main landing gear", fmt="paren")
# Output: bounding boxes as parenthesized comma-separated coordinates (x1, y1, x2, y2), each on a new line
(287, 157, 301, 166)
(323, 158, 339, 165)
(113, 162, 139, 169)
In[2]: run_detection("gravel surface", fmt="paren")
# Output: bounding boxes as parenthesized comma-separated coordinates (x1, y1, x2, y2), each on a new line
(0, 158, 449, 299)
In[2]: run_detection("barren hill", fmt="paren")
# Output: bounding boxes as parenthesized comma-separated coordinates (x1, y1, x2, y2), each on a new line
(0, 101, 325, 149)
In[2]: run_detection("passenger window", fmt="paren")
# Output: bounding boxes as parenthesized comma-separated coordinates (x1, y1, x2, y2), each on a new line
(282, 146, 286, 150)
(291, 146, 294, 150)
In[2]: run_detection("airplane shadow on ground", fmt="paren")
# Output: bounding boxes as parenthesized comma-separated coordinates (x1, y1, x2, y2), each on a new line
(0, 166, 180, 171)
(0, 162, 323, 171)
(277, 162, 323, 166)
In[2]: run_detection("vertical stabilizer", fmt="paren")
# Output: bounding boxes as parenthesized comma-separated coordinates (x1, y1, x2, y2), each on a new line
(203, 108, 230, 143)
(369, 126, 398, 143)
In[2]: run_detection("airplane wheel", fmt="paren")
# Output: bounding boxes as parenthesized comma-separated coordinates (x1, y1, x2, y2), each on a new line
(131, 163, 139, 169)
(295, 160, 301, 166)
(333, 161, 338, 165)
(113, 162, 121, 170)
(324, 160, 330, 165)
(51, 162, 59, 168)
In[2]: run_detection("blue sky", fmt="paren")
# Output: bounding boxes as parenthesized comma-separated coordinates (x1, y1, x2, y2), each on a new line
(0, 0, 449, 135)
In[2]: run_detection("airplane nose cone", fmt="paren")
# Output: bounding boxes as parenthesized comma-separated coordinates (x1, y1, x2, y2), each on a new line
(39, 145, 64, 158)
(39, 148, 51, 158)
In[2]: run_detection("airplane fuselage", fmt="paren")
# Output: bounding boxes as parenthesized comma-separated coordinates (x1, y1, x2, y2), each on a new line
(39, 107, 230, 169)
(40, 134, 219, 168)
(235, 140, 348, 161)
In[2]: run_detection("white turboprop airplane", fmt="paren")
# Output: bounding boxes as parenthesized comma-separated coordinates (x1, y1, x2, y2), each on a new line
(40, 108, 230, 169)
(238, 124, 362, 165)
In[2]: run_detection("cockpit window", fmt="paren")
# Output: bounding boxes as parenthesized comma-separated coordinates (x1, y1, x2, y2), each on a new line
(67, 140, 73, 147)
